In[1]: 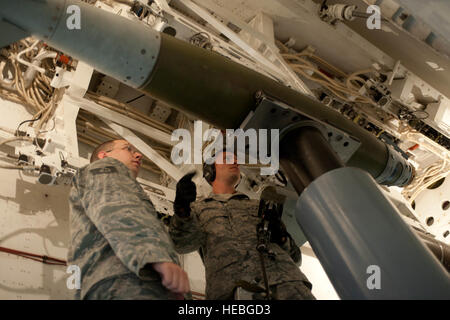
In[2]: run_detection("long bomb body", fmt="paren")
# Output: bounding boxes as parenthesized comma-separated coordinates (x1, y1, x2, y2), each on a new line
(0, 0, 409, 185)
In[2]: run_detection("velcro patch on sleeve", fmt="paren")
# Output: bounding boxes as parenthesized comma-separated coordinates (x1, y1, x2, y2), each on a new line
(89, 166, 119, 175)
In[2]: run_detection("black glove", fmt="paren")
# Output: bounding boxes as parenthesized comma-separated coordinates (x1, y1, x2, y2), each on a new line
(261, 202, 287, 246)
(174, 171, 197, 217)
(269, 218, 289, 246)
(268, 216, 301, 265)
(288, 236, 302, 265)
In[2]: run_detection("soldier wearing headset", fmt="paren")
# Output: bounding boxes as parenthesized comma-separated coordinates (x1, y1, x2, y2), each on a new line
(168, 149, 314, 300)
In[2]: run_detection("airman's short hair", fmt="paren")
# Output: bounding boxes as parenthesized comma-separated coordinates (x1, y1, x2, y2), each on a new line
(90, 140, 118, 163)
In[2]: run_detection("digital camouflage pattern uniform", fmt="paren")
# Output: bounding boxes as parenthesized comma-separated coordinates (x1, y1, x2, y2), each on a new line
(68, 157, 180, 300)
(169, 192, 314, 300)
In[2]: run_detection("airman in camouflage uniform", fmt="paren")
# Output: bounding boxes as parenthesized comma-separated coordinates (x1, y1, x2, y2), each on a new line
(68, 140, 189, 299)
(169, 151, 314, 300)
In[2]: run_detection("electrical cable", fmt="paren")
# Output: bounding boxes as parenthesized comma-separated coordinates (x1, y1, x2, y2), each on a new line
(276, 40, 449, 205)
(86, 91, 175, 133)
(15, 113, 43, 136)
(405, 159, 449, 203)
(15, 40, 46, 74)
(282, 54, 377, 106)
(0, 246, 67, 266)
(408, 170, 448, 204)
(0, 136, 33, 147)
(400, 129, 450, 201)
(0, 164, 36, 170)
(0, 38, 56, 132)
(276, 40, 378, 106)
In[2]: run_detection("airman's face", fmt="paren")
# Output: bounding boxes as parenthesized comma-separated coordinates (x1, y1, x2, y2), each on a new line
(99, 140, 143, 178)
(214, 151, 240, 185)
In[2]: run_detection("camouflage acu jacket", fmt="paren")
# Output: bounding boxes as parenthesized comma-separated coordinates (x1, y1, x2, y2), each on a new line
(68, 157, 179, 299)
(169, 192, 311, 299)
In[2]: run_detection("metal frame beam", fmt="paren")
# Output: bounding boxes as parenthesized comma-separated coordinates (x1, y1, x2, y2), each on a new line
(66, 95, 174, 146)
(103, 119, 183, 181)
(178, 0, 312, 94)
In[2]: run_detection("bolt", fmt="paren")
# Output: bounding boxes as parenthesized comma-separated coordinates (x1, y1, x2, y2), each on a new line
(255, 91, 263, 99)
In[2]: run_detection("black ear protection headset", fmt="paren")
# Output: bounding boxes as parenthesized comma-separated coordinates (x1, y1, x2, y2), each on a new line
(203, 161, 216, 184)
(202, 148, 226, 184)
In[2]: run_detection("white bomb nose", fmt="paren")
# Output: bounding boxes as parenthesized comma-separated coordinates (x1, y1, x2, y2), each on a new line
(0, 0, 161, 88)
